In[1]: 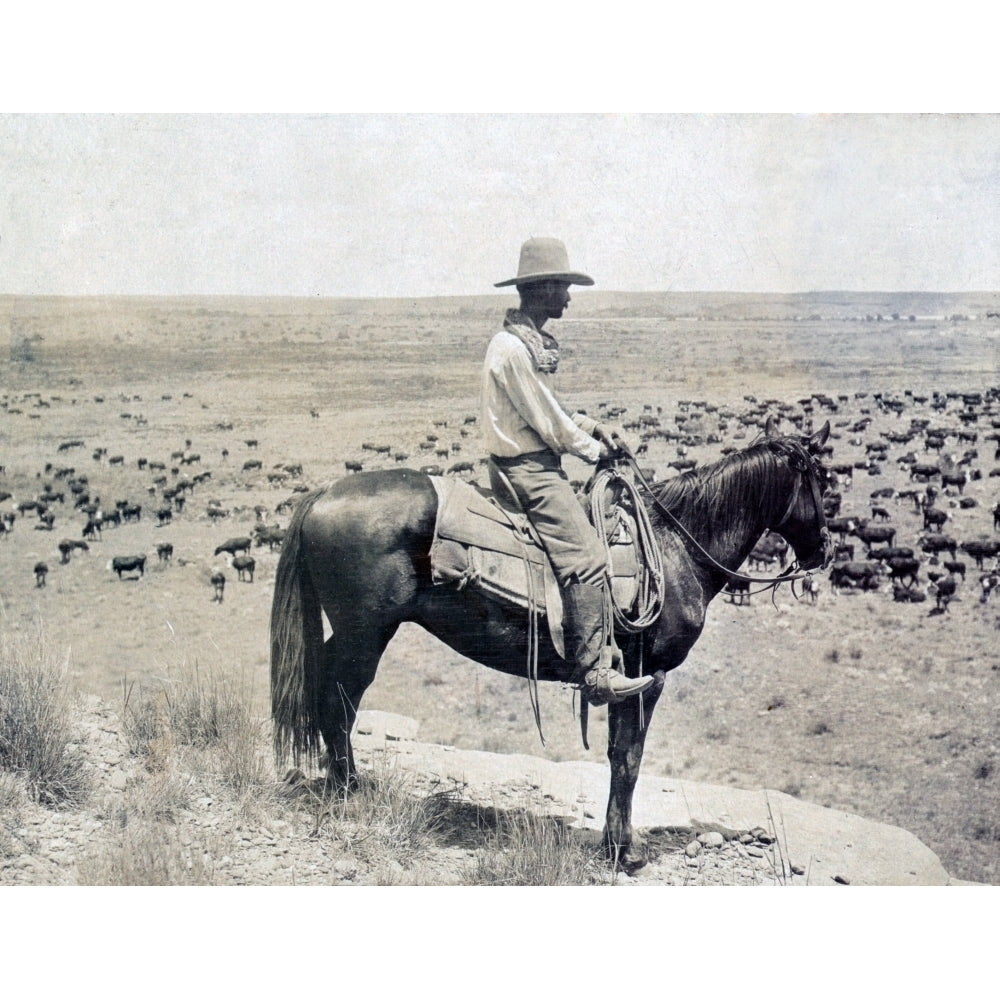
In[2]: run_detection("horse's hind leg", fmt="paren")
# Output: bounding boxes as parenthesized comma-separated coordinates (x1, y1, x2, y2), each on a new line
(317, 625, 394, 795)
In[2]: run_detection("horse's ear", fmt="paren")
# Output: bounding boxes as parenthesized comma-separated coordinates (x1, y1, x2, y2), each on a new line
(809, 421, 831, 451)
(765, 414, 780, 439)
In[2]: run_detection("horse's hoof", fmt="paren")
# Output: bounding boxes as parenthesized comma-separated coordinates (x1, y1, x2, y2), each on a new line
(604, 837, 648, 873)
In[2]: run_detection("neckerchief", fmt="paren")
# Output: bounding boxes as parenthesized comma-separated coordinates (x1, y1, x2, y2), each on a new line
(503, 308, 560, 374)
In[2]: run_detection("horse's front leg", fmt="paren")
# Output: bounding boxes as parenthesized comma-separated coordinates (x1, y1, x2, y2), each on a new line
(604, 671, 665, 871)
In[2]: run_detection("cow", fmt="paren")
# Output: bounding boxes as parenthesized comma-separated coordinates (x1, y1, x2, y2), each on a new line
(826, 516, 857, 541)
(851, 522, 896, 550)
(345, 461, 363, 474)
(156, 542, 174, 563)
(923, 507, 949, 532)
(34, 562, 48, 587)
(833, 543, 855, 562)
(254, 524, 286, 550)
(748, 550, 777, 572)
(980, 571, 1000, 604)
(753, 531, 789, 569)
(920, 535, 959, 561)
(211, 571, 226, 602)
(928, 575, 957, 612)
(943, 560, 966, 581)
(110, 555, 147, 579)
(960, 539, 1000, 570)
(893, 584, 926, 603)
(887, 557, 921, 589)
(724, 578, 751, 605)
(830, 561, 883, 593)
(232, 555, 256, 582)
(214, 536, 252, 558)
(804, 576, 820, 604)
(58, 538, 89, 564)
(941, 471, 967, 493)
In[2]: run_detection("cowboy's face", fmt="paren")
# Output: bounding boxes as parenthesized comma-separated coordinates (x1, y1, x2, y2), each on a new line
(536, 280, 572, 320)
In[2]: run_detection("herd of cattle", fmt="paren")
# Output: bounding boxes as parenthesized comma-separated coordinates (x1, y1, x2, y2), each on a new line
(0, 392, 298, 600)
(3, 381, 1000, 624)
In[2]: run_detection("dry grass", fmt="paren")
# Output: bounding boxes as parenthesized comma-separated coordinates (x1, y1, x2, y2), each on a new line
(294, 756, 451, 870)
(0, 629, 92, 807)
(461, 807, 616, 886)
(78, 821, 218, 886)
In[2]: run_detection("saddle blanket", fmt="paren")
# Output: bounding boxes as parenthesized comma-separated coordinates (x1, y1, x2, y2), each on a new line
(427, 475, 641, 658)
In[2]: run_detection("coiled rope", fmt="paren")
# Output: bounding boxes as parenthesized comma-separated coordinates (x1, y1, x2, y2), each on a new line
(589, 466, 666, 633)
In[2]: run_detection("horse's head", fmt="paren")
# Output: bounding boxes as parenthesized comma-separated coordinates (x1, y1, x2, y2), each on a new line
(766, 416, 834, 571)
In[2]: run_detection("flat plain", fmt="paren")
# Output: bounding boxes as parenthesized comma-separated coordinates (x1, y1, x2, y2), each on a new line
(1, 290, 998, 884)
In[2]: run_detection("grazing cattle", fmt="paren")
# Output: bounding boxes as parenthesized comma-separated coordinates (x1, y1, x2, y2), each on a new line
(82, 518, 101, 540)
(214, 536, 252, 558)
(920, 535, 958, 561)
(960, 538, 1000, 570)
(58, 538, 89, 563)
(826, 516, 856, 541)
(157, 542, 173, 562)
(833, 543, 855, 562)
(345, 461, 363, 474)
(804, 576, 820, 604)
(723, 578, 751, 605)
(233, 555, 256, 582)
(110, 555, 147, 579)
(851, 522, 896, 549)
(254, 524, 286, 550)
(941, 471, 967, 493)
(893, 584, 927, 603)
(869, 545, 914, 564)
(211, 572, 226, 602)
(753, 531, 789, 568)
(830, 561, 883, 593)
(243, 460, 262, 472)
(447, 461, 475, 475)
(887, 557, 921, 588)
(943, 560, 966, 580)
(923, 507, 949, 531)
(928, 575, 957, 612)
(870, 506, 891, 521)
(155, 507, 173, 526)
(34, 562, 48, 587)
(980, 571, 1000, 604)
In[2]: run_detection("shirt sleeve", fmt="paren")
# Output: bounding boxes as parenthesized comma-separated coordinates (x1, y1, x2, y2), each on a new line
(501, 344, 601, 463)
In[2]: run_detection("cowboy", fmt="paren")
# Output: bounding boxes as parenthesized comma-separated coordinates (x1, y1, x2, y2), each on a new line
(481, 237, 653, 706)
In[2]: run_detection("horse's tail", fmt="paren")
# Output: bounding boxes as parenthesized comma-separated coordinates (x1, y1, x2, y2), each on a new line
(270, 488, 326, 768)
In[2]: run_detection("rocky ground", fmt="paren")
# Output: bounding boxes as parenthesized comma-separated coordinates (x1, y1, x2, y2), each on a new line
(0, 701, 966, 886)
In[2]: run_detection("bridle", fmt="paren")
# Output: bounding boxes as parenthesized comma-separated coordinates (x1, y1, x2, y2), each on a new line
(621, 438, 832, 591)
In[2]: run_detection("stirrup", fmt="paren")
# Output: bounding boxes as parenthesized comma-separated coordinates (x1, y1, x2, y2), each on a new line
(578, 652, 653, 706)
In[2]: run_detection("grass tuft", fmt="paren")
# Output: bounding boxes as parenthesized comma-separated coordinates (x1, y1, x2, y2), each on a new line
(0, 630, 92, 807)
(461, 807, 616, 886)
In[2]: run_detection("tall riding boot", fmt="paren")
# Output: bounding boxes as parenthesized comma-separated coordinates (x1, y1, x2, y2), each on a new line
(562, 583, 653, 706)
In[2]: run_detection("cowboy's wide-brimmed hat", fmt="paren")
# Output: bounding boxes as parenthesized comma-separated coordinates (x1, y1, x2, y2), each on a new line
(494, 237, 594, 288)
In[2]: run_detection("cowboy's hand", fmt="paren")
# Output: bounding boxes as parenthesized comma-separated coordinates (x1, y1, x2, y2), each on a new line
(595, 424, 625, 455)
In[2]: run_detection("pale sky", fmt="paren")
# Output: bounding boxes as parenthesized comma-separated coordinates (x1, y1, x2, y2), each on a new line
(3, 113, 999, 298)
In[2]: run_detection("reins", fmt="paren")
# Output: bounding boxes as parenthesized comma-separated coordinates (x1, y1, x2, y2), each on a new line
(618, 446, 828, 591)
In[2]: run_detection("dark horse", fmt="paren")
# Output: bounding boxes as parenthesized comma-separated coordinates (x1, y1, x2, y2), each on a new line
(270, 417, 833, 869)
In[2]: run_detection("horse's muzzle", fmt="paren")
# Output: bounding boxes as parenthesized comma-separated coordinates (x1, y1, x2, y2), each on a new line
(800, 527, 834, 571)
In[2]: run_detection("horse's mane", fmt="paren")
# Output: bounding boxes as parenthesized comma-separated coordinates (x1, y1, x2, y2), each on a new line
(648, 435, 809, 540)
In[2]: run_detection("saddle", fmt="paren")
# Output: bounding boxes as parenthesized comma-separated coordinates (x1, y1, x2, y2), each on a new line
(428, 470, 644, 659)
